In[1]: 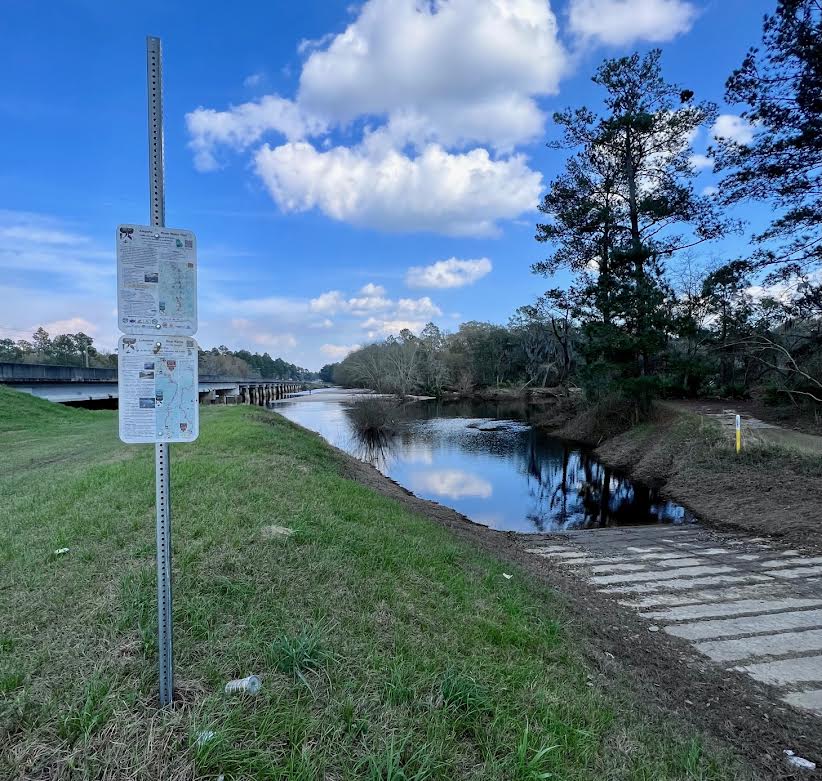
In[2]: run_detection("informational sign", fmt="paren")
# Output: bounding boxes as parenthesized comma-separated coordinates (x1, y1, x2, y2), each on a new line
(118, 336, 199, 444)
(117, 224, 197, 335)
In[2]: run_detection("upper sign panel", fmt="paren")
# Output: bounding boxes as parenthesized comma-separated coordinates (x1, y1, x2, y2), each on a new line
(117, 224, 197, 335)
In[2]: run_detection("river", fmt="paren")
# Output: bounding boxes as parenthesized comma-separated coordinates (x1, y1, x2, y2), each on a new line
(273, 389, 693, 534)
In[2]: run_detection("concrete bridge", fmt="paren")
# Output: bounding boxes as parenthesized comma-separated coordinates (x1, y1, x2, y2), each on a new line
(0, 362, 304, 406)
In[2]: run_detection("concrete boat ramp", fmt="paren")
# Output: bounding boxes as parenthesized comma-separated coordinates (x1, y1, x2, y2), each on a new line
(524, 524, 822, 719)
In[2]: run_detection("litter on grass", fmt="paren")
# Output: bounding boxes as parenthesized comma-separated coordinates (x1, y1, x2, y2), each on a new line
(195, 730, 216, 747)
(784, 750, 816, 771)
(260, 525, 294, 540)
(502, 573, 513, 580)
(224, 675, 261, 695)
(53, 548, 70, 556)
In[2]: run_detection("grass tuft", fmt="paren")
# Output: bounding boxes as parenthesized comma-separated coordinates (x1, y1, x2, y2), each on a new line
(268, 625, 331, 685)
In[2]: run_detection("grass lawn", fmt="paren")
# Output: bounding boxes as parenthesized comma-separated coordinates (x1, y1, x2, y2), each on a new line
(0, 386, 751, 780)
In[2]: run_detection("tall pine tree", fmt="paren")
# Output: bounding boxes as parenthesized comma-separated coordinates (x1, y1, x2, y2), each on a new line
(713, 0, 822, 282)
(535, 50, 731, 402)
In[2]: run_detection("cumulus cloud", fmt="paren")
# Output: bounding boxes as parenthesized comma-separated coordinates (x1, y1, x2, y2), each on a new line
(361, 317, 427, 337)
(568, 0, 698, 45)
(40, 317, 99, 335)
(185, 96, 325, 171)
(689, 154, 713, 171)
(298, 0, 567, 151)
(186, 1, 563, 233)
(355, 297, 443, 338)
(712, 114, 757, 145)
(701, 185, 718, 197)
(254, 142, 542, 236)
(308, 288, 442, 328)
(395, 297, 442, 318)
(320, 343, 360, 359)
(406, 257, 492, 289)
(309, 290, 347, 315)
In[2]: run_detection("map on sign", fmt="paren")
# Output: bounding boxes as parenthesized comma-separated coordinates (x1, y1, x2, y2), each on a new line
(118, 336, 199, 444)
(117, 224, 197, 335)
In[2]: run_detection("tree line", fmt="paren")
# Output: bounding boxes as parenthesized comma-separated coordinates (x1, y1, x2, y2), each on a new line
(1, 328, 316, 380)
(332, 1, 822, 411)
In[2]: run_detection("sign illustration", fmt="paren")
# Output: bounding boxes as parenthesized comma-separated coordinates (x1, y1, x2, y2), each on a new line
(118, 335, 199, 444)
(117, 224, 197, 335)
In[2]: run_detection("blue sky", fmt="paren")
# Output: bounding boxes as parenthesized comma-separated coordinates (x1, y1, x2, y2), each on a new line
(0, 0, 773, 369)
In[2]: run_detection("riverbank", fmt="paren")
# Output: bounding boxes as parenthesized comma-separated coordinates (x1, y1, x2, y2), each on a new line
(544, 401, 822, 550)
(0, 386, 753, 780)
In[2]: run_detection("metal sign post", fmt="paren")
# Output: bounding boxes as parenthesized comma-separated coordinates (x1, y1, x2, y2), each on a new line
(116, 36, 198, 706)
(147, 35, 174, 706)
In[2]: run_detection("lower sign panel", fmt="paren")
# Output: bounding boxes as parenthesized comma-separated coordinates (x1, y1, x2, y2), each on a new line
(118, 336, 199, 444)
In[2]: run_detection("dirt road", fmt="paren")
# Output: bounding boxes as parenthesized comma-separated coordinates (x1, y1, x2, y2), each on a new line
(666, 400, 822, 456)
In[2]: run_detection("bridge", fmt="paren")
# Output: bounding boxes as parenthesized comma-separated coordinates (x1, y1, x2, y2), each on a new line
(0, 362, 304, 406)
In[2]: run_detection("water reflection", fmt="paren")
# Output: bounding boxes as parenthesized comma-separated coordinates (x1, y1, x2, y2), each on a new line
(274, 392, 693, 533)
(408, 469, 493, 500)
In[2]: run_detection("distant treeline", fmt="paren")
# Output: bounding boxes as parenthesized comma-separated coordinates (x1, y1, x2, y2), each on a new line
(0, 328, 316, 381)
(0, 327, 114, 369)
(199, 345, 316, 380)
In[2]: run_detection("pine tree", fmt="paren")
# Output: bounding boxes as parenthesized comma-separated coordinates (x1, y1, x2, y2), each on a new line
(713, 0, 822, 281)
(535, 50, 731, 401)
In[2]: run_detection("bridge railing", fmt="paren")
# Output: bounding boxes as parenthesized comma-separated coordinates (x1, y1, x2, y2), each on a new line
(0, 362, 302, 385)
(0, 362, 117, 383)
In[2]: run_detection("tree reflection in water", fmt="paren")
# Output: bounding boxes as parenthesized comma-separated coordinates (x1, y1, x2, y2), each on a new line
(281, 395, 691, 533)
(521, 430, 674, 531)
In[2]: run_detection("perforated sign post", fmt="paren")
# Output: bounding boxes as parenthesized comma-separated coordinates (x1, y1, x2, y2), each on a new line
(116, 37, 198, 706)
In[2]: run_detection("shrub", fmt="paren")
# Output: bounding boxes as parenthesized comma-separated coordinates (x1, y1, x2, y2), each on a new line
(347, 397, 400, 438)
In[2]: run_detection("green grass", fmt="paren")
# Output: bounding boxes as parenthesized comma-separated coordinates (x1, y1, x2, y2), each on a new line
(0, 386, 751, 779)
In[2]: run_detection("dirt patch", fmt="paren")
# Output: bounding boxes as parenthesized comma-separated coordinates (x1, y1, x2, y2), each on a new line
(673, 398, 822, 438)
(317, 433, 822, 780)
(596, 413, 822, 551)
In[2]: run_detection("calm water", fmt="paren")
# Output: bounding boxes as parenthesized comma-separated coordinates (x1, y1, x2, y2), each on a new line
(274, 390, 693, 534)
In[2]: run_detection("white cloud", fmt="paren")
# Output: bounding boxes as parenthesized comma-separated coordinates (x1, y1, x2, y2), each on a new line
(309, 288, 441, 321)
(701, 185, 718, 196)
(320, 343, 360, 359)
(309, 290, 347, 314)
(395, 297, 442, 318)
(361, 317, 428, 337)
(185, 96, 325, 171)
(357, 295, 442, 338)
(254, 141, 542, 236)
(243, 72, 264, 88)
(252, 332, 298, 350)
(347, 294, 392, 315)
(568, 0, 698, 45)
(40, 317, 99, 335)
(186, 1, 564, 234)
(689, 154, 713, 171)
(309, 318, 335, 329)
(298, 0, 567, 151)
(359, 283, 385, 296)
(406, 257, 492, 289)
(712, 114, 757, 145)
